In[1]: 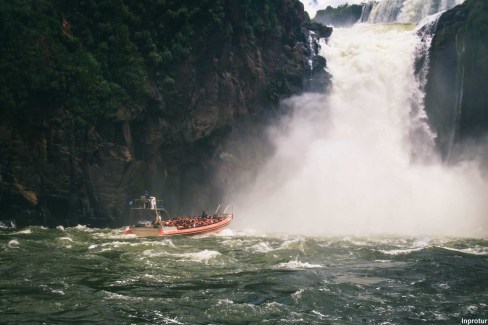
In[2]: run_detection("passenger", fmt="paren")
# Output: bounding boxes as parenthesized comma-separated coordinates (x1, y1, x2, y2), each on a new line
(152, 212, 162, 226)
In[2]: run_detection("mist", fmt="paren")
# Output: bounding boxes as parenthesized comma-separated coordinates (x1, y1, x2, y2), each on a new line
(231, 24, 488, 237)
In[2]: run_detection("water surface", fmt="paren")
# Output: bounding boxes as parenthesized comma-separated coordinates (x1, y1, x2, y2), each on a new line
(1, 226, 487, 324)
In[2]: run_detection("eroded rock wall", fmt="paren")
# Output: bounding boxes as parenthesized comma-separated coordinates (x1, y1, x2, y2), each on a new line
(0, 0, 331, 226)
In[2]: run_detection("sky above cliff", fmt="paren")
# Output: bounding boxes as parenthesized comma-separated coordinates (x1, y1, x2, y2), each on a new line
(300, 0, 366, 18)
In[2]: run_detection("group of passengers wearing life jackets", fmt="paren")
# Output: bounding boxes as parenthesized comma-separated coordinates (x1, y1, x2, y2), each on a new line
(153, 211, 226, 230)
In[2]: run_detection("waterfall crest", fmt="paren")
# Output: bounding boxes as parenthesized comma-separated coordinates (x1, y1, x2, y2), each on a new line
(364, 0, 465, 24)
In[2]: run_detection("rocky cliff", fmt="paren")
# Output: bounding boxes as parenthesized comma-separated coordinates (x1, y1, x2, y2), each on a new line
(424, 0, 488, 159)
(0, 0, 331, 227)
(313, 4, 363, 27)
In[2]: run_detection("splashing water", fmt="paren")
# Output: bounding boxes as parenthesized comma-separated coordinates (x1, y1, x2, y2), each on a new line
(1, 226, 487, 323)
(233, 24, 488, 237)
(365, 0, 465, 24)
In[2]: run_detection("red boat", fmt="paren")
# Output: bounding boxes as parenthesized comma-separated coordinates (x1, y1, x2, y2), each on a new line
(124, 195, 233, 237)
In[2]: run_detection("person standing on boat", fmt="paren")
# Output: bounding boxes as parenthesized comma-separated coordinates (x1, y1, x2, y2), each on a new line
(153, 211, 162, 226)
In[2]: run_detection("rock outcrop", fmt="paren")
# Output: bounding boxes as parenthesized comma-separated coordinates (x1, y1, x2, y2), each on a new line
(0, 0, 331, 227)
(424, 0, 488, 159)
(313, 4, 363, 27)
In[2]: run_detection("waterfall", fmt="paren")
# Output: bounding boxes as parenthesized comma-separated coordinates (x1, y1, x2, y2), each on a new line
(307, 31, 316, 70)
(409, 13, 444, 162)
(359, 1, 375, 23)
(365, 0, 465, 24)
(233, 9, 488, 236)
(367, 0, 404, 23)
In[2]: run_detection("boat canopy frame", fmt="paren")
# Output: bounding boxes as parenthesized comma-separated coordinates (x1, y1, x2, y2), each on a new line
(130, 197, 166, 211)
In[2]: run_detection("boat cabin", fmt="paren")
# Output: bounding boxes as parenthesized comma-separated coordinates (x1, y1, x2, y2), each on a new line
(129, 195, 167, 227)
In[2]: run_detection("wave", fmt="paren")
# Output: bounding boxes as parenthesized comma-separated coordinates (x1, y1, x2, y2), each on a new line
(57, 236, 73, 242)
(248, 241, 274, 253)
(11, 229, 32, 235)
(438, 246, 488, 256)
(8, 239, 20, 247)
(276, 257, 323, 269)
(68, 224, 95, 232)
(174, 249, 222, 263)
(245, 238, 307, 254)
(377, 239, 431, 255)
(378, 247, 426, 255)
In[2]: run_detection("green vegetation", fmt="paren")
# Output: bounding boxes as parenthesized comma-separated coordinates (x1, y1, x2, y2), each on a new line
(0, 0, 297, 126)
(313, 3, 363, 27)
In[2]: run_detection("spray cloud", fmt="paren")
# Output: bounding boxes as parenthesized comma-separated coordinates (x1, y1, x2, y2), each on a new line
(231, 24, 488, 237)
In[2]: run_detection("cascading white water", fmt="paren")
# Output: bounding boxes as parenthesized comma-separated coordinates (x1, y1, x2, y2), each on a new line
(366, 0, 465, 24)
(233, 22, 488, 236)
(367, 0, 405, 23)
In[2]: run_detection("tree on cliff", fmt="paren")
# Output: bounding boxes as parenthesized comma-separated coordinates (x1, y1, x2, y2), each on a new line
(0, 0, 327, 226)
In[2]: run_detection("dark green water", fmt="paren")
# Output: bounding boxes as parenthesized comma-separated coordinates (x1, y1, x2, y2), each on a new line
(1, 226, 487, 324)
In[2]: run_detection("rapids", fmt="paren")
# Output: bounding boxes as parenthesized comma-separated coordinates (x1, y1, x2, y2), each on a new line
(2, 1, 487, 324)
(1, 226, 487, 323)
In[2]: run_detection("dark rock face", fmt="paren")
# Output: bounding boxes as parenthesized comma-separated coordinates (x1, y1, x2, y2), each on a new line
(313, 4, 363, 27)
(305, 22, 333, 93)
(0, 0, 331, 227)
(424, 0, 488, 159)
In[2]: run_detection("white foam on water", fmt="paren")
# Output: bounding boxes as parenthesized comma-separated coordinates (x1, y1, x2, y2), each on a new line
(378, 246, 426, 255)
(92, 230, 128, 239)
(312, 310, 327, 320)
(276, 258, 323, 269)
(141, 249, 167, 258)
(104, 291, 138, 301)
(264, 301, 285, 311)
(291, 288, 305, 302)
(247, 241, 274, 253)
(56, 225, 65, 231)
(70, 224, 94, 232)
(159, 239, 177, 248)
(468, 305, 478, 313)
(133, 239, 176, 248)
(174, 249, 222, 263)
(277, 238, 306, 252)
(216, 299, 234, 306)
(152, 311, 185, 325)
(100, 241, 132, 248)
(8, 239, 20, 247)
(438, 246, 488, 256)
(12, 229, 31, 235)
(51, 289, 65, 296)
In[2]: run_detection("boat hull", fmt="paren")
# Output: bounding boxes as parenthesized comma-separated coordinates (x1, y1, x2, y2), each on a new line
(124, 214, 233, 237)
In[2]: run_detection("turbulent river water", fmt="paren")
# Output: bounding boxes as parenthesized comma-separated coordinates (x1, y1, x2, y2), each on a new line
(3, 2, 488, 325)
(1, 226, 487, 324)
